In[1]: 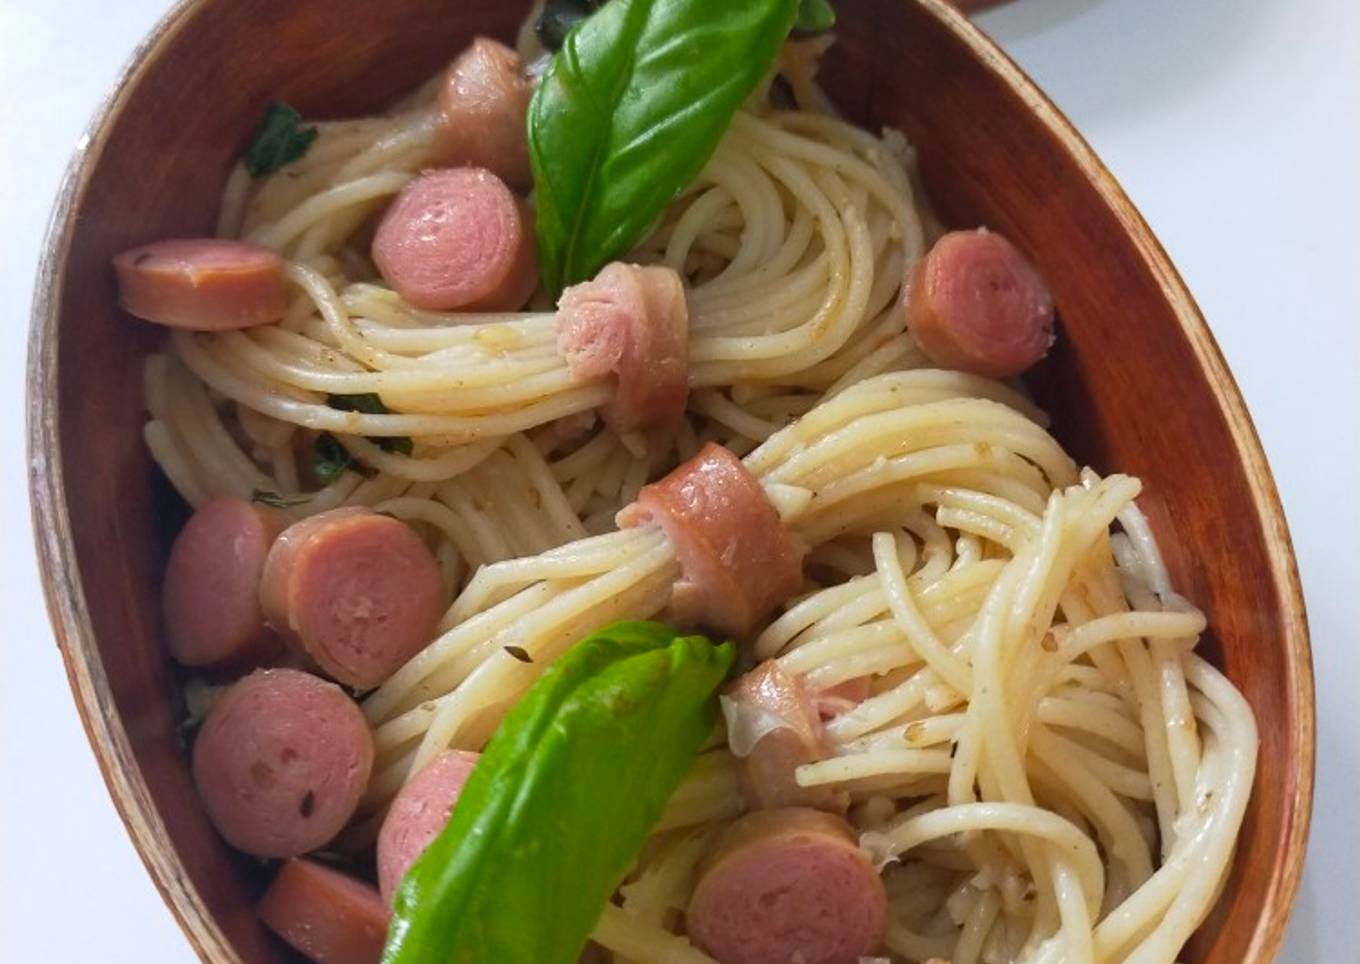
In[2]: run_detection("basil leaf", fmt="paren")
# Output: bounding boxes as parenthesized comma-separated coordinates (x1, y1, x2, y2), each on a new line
(529, 0, 799, 295)
(794, 0, 835, 32)
(326, 393, 414, 458)
(243, 103, 319, 178)
(384, 621, 734, 964)
(249, 488, 310, 509)
(311, 433, 374, 483)
(535, 0, 602, 51)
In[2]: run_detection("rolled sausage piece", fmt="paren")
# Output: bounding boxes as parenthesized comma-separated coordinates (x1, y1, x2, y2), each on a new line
(433, 38, 533, 192)
(687, 808, 888, 964)
(376, 749, 480, 904)
(113, 238, 287, 330)
(617, 443, 803, 640)
(258, 858, 390, 964)
(163, 497, 286, 669)
(260, 508, 446, 690)
(371, 167, 537, 312)
(556, 262, 689, 444)
(192, 669, 373, 858)
(723, 661, 845, 812)
(905, 228, 1055, 379)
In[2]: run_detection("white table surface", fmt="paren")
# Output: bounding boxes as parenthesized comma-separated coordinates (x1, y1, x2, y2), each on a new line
(2, 0, 1356, 960)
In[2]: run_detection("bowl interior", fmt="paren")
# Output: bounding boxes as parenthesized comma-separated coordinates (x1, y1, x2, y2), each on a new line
(30, 0, 1312, 961)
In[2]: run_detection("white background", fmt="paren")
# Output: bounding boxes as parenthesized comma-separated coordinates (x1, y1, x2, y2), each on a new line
(1, 0, 1356, 960)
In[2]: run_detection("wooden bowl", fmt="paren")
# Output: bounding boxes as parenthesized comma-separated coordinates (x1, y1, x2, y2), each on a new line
(27, 0, 1313, 960)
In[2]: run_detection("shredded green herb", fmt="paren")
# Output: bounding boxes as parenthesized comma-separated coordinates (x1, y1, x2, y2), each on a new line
(794, 0, 835, 33)
(312, 433, 374, 484)
(250, 488, 310, 509)
(244, 103, 319, 177)
(326, 393, 414, 457)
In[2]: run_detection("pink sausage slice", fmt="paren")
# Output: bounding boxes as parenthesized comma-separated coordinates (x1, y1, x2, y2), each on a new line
(688, 808, 887, 964)
(258, 858, 390, 964)
(905, 228, 1055, 379)
(617, 443, 803, 640)
(433, 38, 533, 192)
(163, 497, 286, 669)
(724, 661, 845, 813)
(260, 507, 446, 690)
(371, 168, 537, 312)
(192, 669, 373, 858)
(113, 238, 287, 330)
(556, 262, 690, 446)
(376, 749, 480, 904)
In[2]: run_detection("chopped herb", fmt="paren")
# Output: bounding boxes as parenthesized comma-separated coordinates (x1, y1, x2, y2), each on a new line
(535, 0, 603, 51)
(244, 102, 319, 177)
(327, 393, 414, 457)
(793, 0, 835, 33)
(504, 645, 533, 663)
(312, 433, 374, 484)
(299, 790, 315, 818)
(251, 488, 311, 509)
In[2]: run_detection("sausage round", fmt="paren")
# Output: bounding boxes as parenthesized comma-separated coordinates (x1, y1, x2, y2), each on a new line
(371, 167, 537, 312)
(163, 497, 286, 669)
(617, 442, 803, 640)
(113, 238, 287, 330)
(257, 858, 390, 964)
(905, 228, 1055, 379)
(259, 507, 446, 690)
(433, 38, 533, 192)
(376, 749, 480, 904)
(687, 808, 887, 964)
(192, 669, 373, 858)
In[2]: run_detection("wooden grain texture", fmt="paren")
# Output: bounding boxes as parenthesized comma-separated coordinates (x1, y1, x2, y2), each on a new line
(26, 0, 1311, 962)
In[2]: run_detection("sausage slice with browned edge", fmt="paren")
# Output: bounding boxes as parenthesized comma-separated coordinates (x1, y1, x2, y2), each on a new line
(371, 167, 537, 312)
(260, 507, 446, 690)
(723, 661, 846, 813)
(163, 497, 286, 669)
(376, 749, 480, 904)
(617, 442, 804, 640)
(905, 228, 1055, 379)
(687, 808, 887, 964)
(113, 238, 288, 330)
(433, 38, 533, 191)
(557, 262, 690, 445)
(258, 858, 390, 964)
(192, 669, 373, 858)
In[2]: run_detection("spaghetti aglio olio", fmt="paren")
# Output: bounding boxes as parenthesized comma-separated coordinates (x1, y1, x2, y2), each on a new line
(120, 15, 1258, 964)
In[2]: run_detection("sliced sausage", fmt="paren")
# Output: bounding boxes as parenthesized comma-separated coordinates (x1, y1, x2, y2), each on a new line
(723, 661, 845, 812)
(192, 669, 373, 857)
(371, 167, 537, 312)
(163, 497, 286, 669)
(811, 675, 871, 720)
(257, 858, 390, 964)
(687, 808, 887, 964)
(904, 228, 1055, 379)
(617, 443, 803, 640)
(260, 507, 446, 690)
(433, 38, 533, 192)
(113, 238, 287, 330)
(376, 749, 480, 904)
(556, 262, 689, 446)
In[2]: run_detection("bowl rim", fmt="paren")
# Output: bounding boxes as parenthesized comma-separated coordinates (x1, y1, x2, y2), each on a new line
(25, 1, 1314, 961)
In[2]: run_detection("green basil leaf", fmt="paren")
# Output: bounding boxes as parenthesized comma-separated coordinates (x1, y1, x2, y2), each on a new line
(384, 621, 734, 964)
(794, 0, 835, 32)
(528, 0, 799, 295)
(326, 393, 413, 459)
(243, 103, 319, 178)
